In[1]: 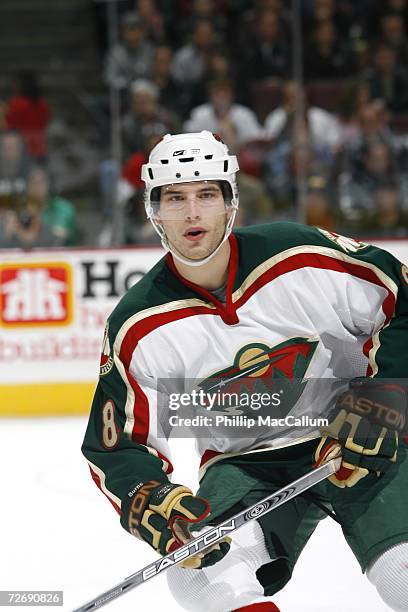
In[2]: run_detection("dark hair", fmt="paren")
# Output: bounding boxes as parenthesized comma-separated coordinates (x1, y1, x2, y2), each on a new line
(193, 18, 215, 33)
(26, 164, 56, 195)
(17, 71, 42, 100)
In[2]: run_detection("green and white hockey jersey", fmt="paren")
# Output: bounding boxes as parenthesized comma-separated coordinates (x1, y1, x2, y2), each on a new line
(82, 222, 408, 526)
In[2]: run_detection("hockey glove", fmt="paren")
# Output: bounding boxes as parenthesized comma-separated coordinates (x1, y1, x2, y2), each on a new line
(127, 481, 231, 569)
(315, 379, 406, 488)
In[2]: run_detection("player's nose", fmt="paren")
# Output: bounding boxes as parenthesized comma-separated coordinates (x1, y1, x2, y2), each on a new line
(184, 197, 201, 220)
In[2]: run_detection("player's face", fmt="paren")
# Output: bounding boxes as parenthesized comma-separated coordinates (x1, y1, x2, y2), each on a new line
(156, 181, 229, 261)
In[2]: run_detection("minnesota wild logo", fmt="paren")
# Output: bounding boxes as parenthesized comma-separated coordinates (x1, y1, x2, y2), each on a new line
(198, 337, 318, 417)
(317, 228, 368, 253)
(100, 323, 114, 376)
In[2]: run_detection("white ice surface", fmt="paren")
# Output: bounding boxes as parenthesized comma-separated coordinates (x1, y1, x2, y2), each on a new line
(0, 417, 390, 611)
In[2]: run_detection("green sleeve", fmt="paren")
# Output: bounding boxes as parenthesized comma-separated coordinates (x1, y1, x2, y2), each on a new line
(42, 197, 77, 246)
(81, 325, 171, 533)
(368, 257, 408, 379)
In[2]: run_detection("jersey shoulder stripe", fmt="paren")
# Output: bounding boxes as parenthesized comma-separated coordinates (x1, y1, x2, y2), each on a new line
(234, 222, 403, 286)
(107, 253, 202, 337)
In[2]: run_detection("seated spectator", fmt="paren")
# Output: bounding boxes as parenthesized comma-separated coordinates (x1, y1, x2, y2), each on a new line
(361, 43, 408, 113)
(237, 9, 291, 81)
(340, 98, 395, 155)
(337, 97, 408, 215)
(303, 0, 353, 40)
(171, 18, 218, 111)
(151, 46, 181, 115)
(304, 186, 336, 230)
(173, 0, 227, 48)
(264, 80, 342, 152)
(184, 78, 262, 151)
(339, 140, 408, 218)
(370, 0, 408, 38)
(24, 166, 77, 246)
(338, 80, 372, 138)
(206, 48, 234, 83)
(115, 129, 163, 244)
(0, 161, 66, 249)
(0, 130, 30, 210)
(134, 0, 166, 44)
(192, 0, 227, 28)
(263, 118, 335, 213)
(121, 79, 181, 158)
(379, 12, 408, 64)
(303, 19, 356, 79)
(189, 48, 239, 109)
(104, 12, 154, 91)
(171, 19, 217, 86)
(231, 0, 281, 51)
(0, 200, 56, 249)
(6, 71, 50, 161)
(236, 149, 275, 224)
(237, 173, 275, 225)
(364, 180, 408, 237)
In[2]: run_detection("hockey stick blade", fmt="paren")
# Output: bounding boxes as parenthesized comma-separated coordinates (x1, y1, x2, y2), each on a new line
(72, 457, 341, 612)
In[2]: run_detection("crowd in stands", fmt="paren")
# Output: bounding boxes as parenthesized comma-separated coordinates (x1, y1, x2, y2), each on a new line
(2, 0, 408, 248)
(0, 72, 77, 248)
(101, 0, 408, 243)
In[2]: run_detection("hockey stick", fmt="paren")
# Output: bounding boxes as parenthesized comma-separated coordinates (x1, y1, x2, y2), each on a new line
(72, 456, 341, 612)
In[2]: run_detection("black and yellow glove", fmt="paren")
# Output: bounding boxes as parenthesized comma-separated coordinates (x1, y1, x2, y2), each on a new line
(126, 481, 231, 568)
(315, 379, 407, 487)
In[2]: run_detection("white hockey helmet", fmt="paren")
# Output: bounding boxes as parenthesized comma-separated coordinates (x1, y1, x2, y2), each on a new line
(141, 131, 239, 266)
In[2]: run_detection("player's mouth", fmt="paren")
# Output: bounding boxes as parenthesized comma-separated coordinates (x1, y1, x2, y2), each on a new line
(183, 227, 207, 241)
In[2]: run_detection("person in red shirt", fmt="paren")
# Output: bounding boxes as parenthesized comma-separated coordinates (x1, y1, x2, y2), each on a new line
(6, 71, 50, 160)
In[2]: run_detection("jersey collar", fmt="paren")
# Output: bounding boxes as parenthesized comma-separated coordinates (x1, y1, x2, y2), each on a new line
(166, 234, 239, 325)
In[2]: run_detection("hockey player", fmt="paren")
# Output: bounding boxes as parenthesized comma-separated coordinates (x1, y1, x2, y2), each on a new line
(82, 131, 408, 612)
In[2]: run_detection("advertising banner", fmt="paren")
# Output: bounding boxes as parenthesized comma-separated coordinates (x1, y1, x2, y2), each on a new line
(0, 246, 163, 415)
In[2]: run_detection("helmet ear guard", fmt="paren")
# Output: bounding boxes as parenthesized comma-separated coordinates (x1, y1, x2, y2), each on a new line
(141, 131, 240, 267)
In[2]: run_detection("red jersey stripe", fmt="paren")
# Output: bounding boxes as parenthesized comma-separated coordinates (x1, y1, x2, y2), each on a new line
(88, 465, 121, 515)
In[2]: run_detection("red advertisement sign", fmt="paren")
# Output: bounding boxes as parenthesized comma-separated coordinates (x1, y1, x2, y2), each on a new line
(0, 263, 73, 327)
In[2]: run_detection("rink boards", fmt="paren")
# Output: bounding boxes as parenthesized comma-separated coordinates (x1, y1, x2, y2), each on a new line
(0, 239, 407, 416)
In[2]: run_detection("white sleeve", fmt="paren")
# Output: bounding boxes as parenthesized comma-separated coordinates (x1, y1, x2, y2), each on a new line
(264, 109, 286, 139)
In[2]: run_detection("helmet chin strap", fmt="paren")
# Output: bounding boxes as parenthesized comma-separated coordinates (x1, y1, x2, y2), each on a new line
(153, 208, 237, 267)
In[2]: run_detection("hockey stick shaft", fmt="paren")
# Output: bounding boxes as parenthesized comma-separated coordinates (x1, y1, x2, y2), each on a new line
(72, 457, 341, 612)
